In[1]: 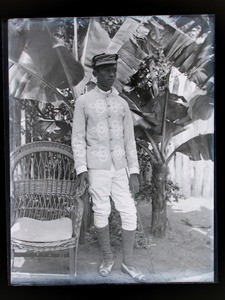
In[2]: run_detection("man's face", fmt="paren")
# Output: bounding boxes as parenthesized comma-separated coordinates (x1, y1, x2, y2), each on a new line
(95, 64, 117, 91)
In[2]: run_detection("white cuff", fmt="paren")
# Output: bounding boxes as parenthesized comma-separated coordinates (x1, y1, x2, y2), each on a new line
(76, 165, 87, 175)
(129, 167, 140, 175)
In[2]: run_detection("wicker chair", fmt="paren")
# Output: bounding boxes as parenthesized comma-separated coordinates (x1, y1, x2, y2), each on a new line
(10, 141, 86, 281)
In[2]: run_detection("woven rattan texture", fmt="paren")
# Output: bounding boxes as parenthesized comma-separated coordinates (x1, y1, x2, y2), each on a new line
(10, 141, 84, 253)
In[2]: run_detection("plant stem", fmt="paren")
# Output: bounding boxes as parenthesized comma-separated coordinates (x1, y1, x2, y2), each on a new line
(81, 18, 92, 66)
(161, 87, 169, 157)
(137, 141, 158, 164)
(144, 130, 163, 163)
(73, 17, 78, 61)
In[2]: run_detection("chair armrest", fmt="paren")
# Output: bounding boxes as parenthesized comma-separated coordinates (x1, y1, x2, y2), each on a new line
(71, 191, 86, 238)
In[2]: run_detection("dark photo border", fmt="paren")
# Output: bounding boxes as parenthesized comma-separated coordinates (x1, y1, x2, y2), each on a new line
(1, 0, 224, 299)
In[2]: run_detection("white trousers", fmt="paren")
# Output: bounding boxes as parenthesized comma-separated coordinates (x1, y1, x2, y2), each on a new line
(88, 164, 137, 231)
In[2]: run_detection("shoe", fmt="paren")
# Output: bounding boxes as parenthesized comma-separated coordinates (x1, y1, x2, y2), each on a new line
(121, 263, 146, 282)
(99, 258, 114, 277)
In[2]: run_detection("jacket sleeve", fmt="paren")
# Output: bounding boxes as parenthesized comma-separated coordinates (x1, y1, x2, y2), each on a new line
(123, 101, 140, 174)
(71, 97, 87, 175)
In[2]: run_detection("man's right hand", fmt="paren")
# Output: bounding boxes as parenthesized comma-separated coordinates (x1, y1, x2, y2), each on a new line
(77, 171, 89, 196)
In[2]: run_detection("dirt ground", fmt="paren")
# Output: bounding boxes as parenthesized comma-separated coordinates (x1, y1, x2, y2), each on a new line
(11, 196, 214, 286)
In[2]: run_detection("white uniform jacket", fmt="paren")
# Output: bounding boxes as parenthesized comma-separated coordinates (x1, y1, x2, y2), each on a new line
(71, 86, 139, 175)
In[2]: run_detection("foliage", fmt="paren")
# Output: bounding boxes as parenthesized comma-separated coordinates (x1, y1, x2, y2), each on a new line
(50, 18, 75, 51)
(135, 179, 183, 204)
(128, 48, 172, 99)
(12, 97, 73, 145)
(100, 16, 125, 38)
(165, 180, 184, 203)
(9, 16, 214, 238)
(135, 183, 156, 203)
(8, 18, 84, 107)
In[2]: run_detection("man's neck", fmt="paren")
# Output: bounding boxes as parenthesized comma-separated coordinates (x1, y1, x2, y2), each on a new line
(96, 85, 112, 94)
(97, 82, 113, 92)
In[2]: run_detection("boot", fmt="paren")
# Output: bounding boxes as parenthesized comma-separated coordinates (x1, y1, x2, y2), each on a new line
(121, 229, 145, 282)
(96, 225, 114, 277)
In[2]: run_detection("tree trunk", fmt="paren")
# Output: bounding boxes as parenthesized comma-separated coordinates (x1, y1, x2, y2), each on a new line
(150, 163, 168, 238)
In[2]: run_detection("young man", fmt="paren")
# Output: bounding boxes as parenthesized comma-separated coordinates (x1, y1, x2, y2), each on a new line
(72, 53, 145, 281)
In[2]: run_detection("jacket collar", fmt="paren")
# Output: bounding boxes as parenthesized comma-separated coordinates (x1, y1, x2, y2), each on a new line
(95, 86, 119, 96)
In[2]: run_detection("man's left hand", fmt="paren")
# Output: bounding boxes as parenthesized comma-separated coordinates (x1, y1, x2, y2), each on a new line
(129, 174, 139, 196)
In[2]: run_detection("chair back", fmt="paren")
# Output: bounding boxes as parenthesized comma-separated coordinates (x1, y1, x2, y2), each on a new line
(10, 141, 78, 223)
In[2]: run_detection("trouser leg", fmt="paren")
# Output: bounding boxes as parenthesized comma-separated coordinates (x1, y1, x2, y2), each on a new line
(88, 168, 112, 229)
(110, 167, 137, 231)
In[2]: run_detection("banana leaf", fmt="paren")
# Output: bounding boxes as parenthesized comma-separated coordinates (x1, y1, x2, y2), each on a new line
(119, 91, 142, 114)
(75, 18, 111, 96)
(163, 121, 187, 148)
(35, 119, 71, 139)
(141, 92, 188, 124)
(164, 30, 195, 60)
(36, 119, 61, 134)
(188, 68, 209, 86)
(106, 17, 140, 53)
(174, 133, 214, 161)
(9, 58, 66, 103)
(114, 38, 148, 91)
(114, 59, 138, 91)
(104, 17, 148, 92)
(118, 38, 148, 70)
(8, 18, 84, 103)
(188, 94, 214, 121)
(121, 88, 190, 136)
(8, 19, 30, 62)
(173, 42, 199, 72)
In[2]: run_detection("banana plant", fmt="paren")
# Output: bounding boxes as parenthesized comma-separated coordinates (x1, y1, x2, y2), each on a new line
(120, 82, 214, 237)
(113, 16, 214, 237)
(8, 18, 85, 150)
(8, 18, 84, 115)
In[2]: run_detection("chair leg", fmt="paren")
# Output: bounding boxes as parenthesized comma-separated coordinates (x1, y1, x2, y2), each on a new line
(69, 247, 75, 282)
(74, 245, 79, 277)
(11, 247, 15, 270)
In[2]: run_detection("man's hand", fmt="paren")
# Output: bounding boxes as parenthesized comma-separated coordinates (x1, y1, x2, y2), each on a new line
(129, 173, 139, 197)
(77, 171, 89, 196)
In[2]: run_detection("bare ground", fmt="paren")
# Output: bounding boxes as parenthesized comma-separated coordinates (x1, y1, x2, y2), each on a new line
(11, 196, 214, 286)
